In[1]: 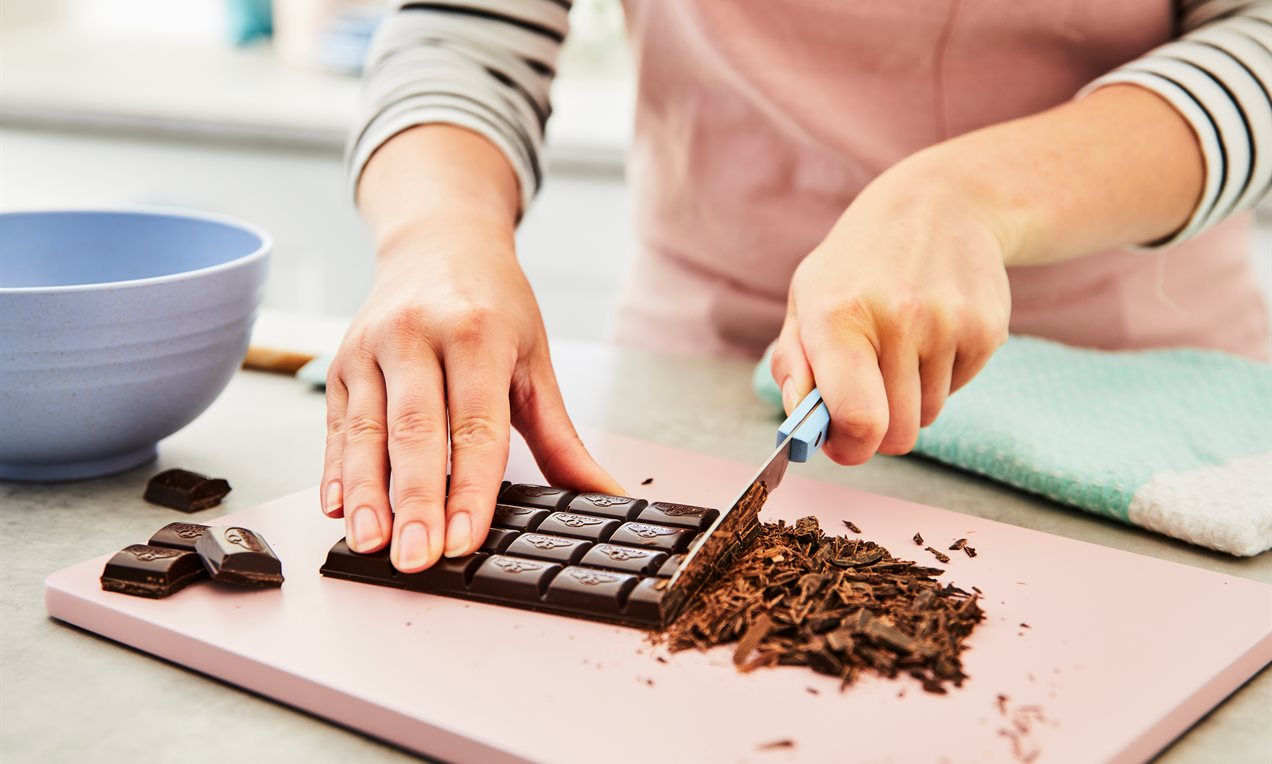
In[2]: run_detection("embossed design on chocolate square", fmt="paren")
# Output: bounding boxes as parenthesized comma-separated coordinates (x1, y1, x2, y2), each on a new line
(557, 514, 604, 528)
(580, 494, 633, 508)
(495, 505, 534, 518)
(224, 527, 263, 552)
(628, 523, 677, 538)
(657, 503, 709, 517)
(125, 545, 182, 562)
(522, 535, 575, 550)
(567, 569, 620, 586)
(493, 558, 545, 574)
(170, 523, 204, 539)
(509, 485, 563, 498)
(602, 546, 653, 561)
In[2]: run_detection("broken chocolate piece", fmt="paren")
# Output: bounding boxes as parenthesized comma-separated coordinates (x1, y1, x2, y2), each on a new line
(913, 532, 924, 545)
(148, 522, 209, 551)
(143, 469, 231, 512)
(949, 538, 968, 551)
(195, 526, 284, 588)
(101, 544, 207, 598)
(640, 477, 654, 485)
(842, 520, 861, 534)
(964, 546, 978, 558)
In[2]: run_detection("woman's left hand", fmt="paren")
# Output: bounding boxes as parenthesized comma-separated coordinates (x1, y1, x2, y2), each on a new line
(770, 160, 1013, 465)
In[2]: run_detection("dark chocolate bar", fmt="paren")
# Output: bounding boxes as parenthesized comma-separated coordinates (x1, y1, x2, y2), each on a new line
(148, 522, 209, 551)
(318, 482, 724, 628)
(144, 469, 231, 512)
(195, 526, 284, 588)
(100, 544, 208, 598)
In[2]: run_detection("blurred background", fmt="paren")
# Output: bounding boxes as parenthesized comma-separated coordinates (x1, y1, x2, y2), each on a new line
(1, 0, 1269, 343)
(0, 0, 636, 342)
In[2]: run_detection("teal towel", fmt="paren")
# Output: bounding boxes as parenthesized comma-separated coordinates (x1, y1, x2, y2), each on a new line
(755, 336, 1272, 557)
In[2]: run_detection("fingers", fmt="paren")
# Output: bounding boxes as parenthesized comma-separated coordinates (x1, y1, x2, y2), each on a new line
(339, 356, 392, 556)
(803, 326, 889, 466)
(918, 347, 956, 428)
(441, 315, 515, 558)
(877, 343, 921, 455)
(512, 352, 624, 495)
(770, 312, 815, 415)
(381, 345, 449, 573)
(321, 374, 348, 518)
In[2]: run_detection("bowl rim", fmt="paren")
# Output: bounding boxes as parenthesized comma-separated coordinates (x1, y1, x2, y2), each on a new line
(0, 206, 273, 294)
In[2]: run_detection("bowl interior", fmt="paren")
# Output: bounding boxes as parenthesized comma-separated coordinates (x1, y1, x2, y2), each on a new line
(0, 210, 266, 289)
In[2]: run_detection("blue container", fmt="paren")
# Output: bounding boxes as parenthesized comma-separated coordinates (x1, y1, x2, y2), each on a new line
(0, 209, 271, 481)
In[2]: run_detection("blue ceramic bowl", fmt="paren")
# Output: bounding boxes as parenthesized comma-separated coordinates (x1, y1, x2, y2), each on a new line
(0, 209, 271, 481)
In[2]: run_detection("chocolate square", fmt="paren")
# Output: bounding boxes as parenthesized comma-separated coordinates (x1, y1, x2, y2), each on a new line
(491, 504, 550, 532)
(100, 544, 208, 598)
(143, 469, 231, 512)
(148, 522, 210, 552)
(656, 553, 686, 578)
(636, 501, 720, 531)
(469, 555, 562, 601)
(195, 526, 283, 588)
(544, 567, 639, 615)
(478, 527, 520, 554)
(535, 512, 621, 542)
(624, 577, 668, 623)
(319, 540, 485, 591)
(505, 533, 592, 565)
(565, 493, 648, 521)
(579, 543, 667, 576)
(608, 522, 696, 552)
(497, 483, 576, 510)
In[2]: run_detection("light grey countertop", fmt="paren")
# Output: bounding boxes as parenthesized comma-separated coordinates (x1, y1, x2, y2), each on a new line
(1, 317, 1268, 763)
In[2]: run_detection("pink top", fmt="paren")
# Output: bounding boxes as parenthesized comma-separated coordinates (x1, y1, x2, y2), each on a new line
(612, 1, 1270, 360)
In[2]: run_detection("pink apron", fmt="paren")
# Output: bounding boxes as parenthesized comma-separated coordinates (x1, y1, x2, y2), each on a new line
(614, 0, 1269, 360)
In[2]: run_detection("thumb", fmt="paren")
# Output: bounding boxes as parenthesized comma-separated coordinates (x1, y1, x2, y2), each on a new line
(771, 310, 816, 415)
(511, 356, 625, 495)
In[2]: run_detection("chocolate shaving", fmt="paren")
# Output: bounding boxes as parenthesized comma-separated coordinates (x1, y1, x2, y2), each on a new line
(913, 532, 924, 546)
(641, 477, 654, 485)
(758, 739, 795, 750)
(925, 546, 952, 564)
(964, 546, 978, 558)
(662, 517, 984, 693)
(842, 520, 862, 534)
(949, 538, 968, 551)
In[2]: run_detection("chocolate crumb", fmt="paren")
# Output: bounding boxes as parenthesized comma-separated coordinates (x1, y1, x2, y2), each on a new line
(964, 546, 978, 558)
(949, 538, 968, 551)
(656, 656, 668, 664)
(1020, 623, 1030, 628)
(806, 687, 819, 695)
(842, 520, 862, 534)
(758, 740, 795, 750)
(645, 678, 654, 686)
(924, 546, 952, 564)
(913, 532, 924, 545)
(641, 477, 654, 485)
(997, 694, 1009, 714)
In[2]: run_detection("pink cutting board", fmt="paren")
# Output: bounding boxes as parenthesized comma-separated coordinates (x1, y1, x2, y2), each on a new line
(45, 433, 1271, 763)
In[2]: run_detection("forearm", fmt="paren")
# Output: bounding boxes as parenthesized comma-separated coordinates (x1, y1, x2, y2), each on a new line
(356, 125, 522, 259)
(893, 84, 1205, 267)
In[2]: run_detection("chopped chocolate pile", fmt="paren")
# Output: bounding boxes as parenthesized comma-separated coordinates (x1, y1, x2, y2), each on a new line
(663, 517, 984, 693)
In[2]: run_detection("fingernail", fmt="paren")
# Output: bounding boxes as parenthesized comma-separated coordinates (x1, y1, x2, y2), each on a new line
(324, 481, 342, 515)
(395, 521, 431, 570)
(349, 507, 382, 552)
(444, 512, 472, 558)
(781, 379, 797, 414)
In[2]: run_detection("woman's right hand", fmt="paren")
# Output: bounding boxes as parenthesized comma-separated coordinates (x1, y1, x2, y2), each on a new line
(322, 126, 622, 573)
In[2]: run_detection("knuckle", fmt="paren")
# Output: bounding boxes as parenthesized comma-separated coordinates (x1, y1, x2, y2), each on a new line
(823, 299, 873, 334)
(446, 305, 501, 345)
(450, 413, 505, 451)
(389, 410, 443, 446)
(341, 474, 382, 499)
(394, 483, 444, 513)
(344, 413, 388, 445)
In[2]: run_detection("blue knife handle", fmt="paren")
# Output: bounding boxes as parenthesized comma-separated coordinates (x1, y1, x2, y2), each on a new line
(775, 387, 831, 463)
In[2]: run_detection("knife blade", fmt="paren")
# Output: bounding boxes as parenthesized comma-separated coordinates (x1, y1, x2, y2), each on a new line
(659, 388, 831, 626)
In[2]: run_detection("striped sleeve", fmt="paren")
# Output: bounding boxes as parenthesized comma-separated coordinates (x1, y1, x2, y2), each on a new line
(1078, 0, 1272, 248)
(347, 0, 570, 213)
